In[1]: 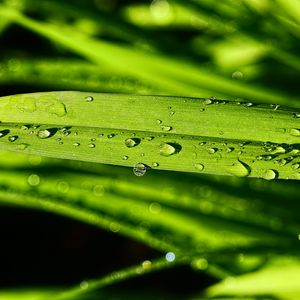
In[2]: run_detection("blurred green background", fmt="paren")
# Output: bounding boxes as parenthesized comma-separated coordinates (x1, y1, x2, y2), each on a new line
(0, 0, 300, 299)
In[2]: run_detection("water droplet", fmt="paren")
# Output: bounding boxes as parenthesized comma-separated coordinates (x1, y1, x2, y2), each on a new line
(8, 135, 18, 142)
(21, 125, 30, 130)
(37, 129, 51, 139)
(73, 142, 80, 147)
(133, 163, 147, 176)
(207, 148, 217, 154)
(17, 97, 37, 112)
(149, 202, 161, 214)
(199, 142, 206, 146)
(161, 125, 172, 131)
(244, 102, 253, 107)
(107, 134, 115, 138)
(152, 162, 159, 167)
(292, 113, 300, 119)
(47, 100, 67, 117)
(290, 128, 300, 137)
(226, 147, 234, 153)
(85, 96, 94, 102)
(17, 143, 28, 150)
(199, 108, 205, 112)
(142, 260, 152, 270)
(27, 174, 40, 186)
(270, 146, 286, 154)
(226, 160, 250, 177)
(263, 169, 277, 180)
(204, 99, 213, 105)
(169, 111, 175, 116)
(125, 138, 141, 148)
(159, 143, 181, 156)
(270, 104, 280, 111)
(88, 143, 96, 148)
(191, 258, 208, 270)
(80, 281, 89, 290)
(194, 163, 204, 171)
(291, 163, 300, 170)
(123, 155, 129, 160)
(0, 129, 10, 138)
(156, 119, 162, 124)
(110, 222, 121, 233)
(165, 252, 176, 262)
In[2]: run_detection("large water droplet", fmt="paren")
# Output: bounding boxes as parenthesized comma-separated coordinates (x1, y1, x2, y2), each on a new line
(263, 169, 277, 180)
(37, 129, 51, 139)
(159, 143, 181, 156)
(125, 138, 141, 148)
(226, 160, 250, 177)
(47, 100, 67, 117)
(133, 163, 147, 176)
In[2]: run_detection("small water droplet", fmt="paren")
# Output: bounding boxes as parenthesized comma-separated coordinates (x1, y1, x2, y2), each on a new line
(292, 113, 300, 119)
(107, 134, 115, 138)
(165, 252, 176, 262)
(207, 148, 217, 154)
(161, 125, 172, 131)
(199, 142, 206, 146)
(270, 104, 280, 111)
(194, 163, 204, 171)
(263, 169, 277, 180)
(244, 102, 253, 107)
(37, 129, 51, 139)
(290, 128, 300, 137)
(204, 99, 213, 105)
(133, 163, 147, 176)
(27, 174, 40, 186)
(226, 147, 234, 153)
(123, 155, 129, 160)
(17, 143, 28, 150)
(226, 160, 250, 177)
(88, 143, 96, 148)
(142, 260, 152, 270)
(156, 119, 162, 124)
(291, 163, 300, 170)
(73, 142, 80, 147)
(21, 125, 30, 130)
(80, 281, 89, 290)
(152, 162, 159, 167)
(125, 138, 141, 148)
(199, 108, 205, 112)
(8, 135, 18, 142)
(85, 96, 94, 102)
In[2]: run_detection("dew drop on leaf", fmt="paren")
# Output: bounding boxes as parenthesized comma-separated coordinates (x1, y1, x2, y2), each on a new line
(207, 148, 216, 154)
(133, 163, 147, 176)
(85, 96, 94, 102)
(263, 169, 277, 180)
(73, 142, 80, 147)
(8, 135, 18, 142)
(88, 143, 96, 148)
(37, 129, 51, 139)
(161, 125, 172, 131)
(125, 138, 141, 148)
(123, 155, 129, 160)
(289, 128, 300, 137)
(226, 160, 250, 177)
(159, 143, 179, 156)
(17, 143, 28, 150)
(204, 99, 213, 105)
(194, 163, 204, 171)
(291, 163, 300, 170)
(0, 129, 10, 138)
(292, 113, 300, 119)
(47, 100, 67, 117)
(27, 174, 40, 186)
(152, 162, 159, 167)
